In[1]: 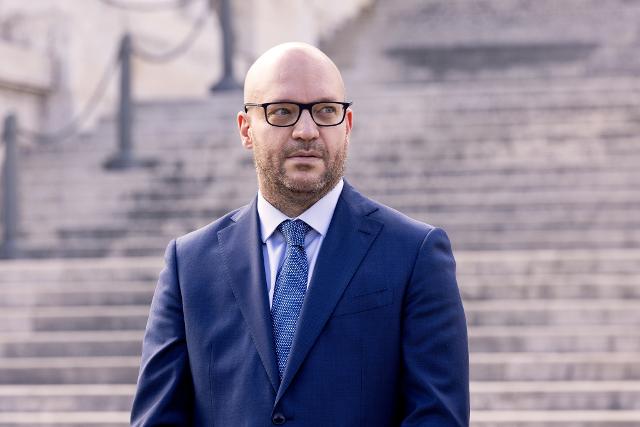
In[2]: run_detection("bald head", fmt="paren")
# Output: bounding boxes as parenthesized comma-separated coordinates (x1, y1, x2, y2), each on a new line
(243, 42, 345, 104)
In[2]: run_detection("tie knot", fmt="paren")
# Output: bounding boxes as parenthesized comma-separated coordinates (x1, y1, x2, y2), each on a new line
(279, 219, 310, 247)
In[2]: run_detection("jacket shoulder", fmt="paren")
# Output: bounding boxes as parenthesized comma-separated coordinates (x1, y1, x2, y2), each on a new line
(173, 205, 246, 254)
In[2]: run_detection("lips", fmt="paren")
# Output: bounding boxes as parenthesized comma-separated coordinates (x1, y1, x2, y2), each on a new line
(287, 151, 322, 159)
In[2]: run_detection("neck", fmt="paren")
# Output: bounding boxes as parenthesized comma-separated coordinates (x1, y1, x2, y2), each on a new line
(259, 180, 338, 218)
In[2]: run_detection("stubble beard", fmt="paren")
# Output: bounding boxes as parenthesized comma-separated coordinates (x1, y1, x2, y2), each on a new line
(255, 141, 347, 214)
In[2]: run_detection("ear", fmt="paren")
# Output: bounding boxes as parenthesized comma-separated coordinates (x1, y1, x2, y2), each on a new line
(238, 111, 253, 150)
(344, 108, 353, 144)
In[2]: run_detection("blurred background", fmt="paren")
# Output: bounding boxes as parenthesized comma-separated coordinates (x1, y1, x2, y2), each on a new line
(1, 0, 640, 425)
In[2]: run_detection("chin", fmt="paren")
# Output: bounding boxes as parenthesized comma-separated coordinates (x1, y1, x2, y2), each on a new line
(282, 173, 328, 194)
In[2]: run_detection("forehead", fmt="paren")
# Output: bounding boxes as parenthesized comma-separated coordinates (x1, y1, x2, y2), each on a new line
(248, 52, 345, 103)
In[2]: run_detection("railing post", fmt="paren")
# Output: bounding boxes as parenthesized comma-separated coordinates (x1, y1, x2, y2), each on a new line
(105, 33, 156, 170)
(105, 33, 136, 169)
(210, 0, 241, 91)
(1, 113, 19, 259)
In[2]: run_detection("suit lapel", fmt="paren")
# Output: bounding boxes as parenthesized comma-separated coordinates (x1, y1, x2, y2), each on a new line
(275, 183, 383, 403)
(217, 199, 280, 392)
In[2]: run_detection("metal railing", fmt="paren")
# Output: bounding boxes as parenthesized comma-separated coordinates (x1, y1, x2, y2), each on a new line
(104, 33, 156, 169)
(0, 0, 240, 258)
(210, 0, 240, 91)
(1, 114, 19, 259)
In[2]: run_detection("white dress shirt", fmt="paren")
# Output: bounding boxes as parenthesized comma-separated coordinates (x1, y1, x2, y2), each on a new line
(257, 179, 344, 308)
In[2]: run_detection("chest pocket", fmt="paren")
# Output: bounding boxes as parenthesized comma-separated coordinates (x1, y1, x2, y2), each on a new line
(332, 288, 393, 317)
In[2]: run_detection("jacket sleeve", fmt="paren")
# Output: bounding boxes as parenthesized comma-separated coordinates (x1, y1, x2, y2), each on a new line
(131, 239, 194, 426)
(400, 227, 470, 427)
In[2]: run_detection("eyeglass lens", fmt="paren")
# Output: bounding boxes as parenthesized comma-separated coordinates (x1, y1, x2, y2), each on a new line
(265, 103, 345, 126)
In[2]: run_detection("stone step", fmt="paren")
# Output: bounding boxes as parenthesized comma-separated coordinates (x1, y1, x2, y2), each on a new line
(19, 194, 640, 227)
(2, 380, 639, 412)
(92, 108, 640, 136)
(0, 412, 128, 427)
(0, 331, 142, 358)
(2, 351, 637, 384)
(1, 306, 149, 332)
(16, 208, 640, 240)
(443, 231, 640, 251)
(55, 181, 640, 208)
(471, 381, 640, 411)
(0, 385, 134, 412)
(470, 410, 640, 427)
(455, 249, 640, 275)
(15, 180, 627, 206)
(80, 131, 631, 162)
(15, 238, 168, 259)
(19, 205, 639, 233)
(23, 134, 640, 169)
(1, 280, 638, 309)
(16, 199, 640, 228)
(20, 152, 640, 187)
(133, 91, 640, 123)
(21, 145, 640, 183)
(8, 243, 153, 261)
(18, 220, 640, 252)
(30, 186, 640, 208)
(0, 258, 161, 283)
(0, 357, 138, 385)
(470, 352, 640, 381)
(86, 122, 640, 154)
(459, 274, 640, 299)
(371, 188, 640, 206)
(14, 220, 640, 252)
(0, 326, 636, 358)
(3, 274, 637, 302)
(13, 222, 640, 258)
(104, 119, 633, 146)
(2, 273, 637, 305)
(469, 326, 640, 353)
(0, 250, 637, 280)
(15, 200, 640, 227)
(3, 300, 639, 332)
(0, 287, 153, 307)
(23, 141, 640, 173)
(464, 300, 640, 326)
(131, 81, 640, 117)
(21, 161, 640, 199)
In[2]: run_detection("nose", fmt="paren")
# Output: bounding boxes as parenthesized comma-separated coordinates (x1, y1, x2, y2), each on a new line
(291, 109, 319, 141)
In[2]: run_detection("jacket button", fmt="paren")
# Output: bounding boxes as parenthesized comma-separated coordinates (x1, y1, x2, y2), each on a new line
(272, 412, 286, 425)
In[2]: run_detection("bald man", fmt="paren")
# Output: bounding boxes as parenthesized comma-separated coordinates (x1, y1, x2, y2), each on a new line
(131, 43, 469, 427)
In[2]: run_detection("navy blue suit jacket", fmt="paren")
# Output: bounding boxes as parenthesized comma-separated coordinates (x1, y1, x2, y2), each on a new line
(131, 181, 469, 426)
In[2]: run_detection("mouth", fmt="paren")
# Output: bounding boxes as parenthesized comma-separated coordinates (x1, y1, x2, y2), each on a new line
(287, 151, 322, 160)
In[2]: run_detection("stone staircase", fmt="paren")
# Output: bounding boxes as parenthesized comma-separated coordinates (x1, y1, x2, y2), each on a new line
(0, 257, 158, 426)
(3, 0, 640, 425)
(4, 78, 640, 426)
(13, 77, 640, 257)
(1, 249, 640, 425)
(325, 0, 640, 85)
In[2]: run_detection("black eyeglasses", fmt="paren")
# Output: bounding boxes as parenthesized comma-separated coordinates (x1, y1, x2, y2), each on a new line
(244, 101, 352, 127)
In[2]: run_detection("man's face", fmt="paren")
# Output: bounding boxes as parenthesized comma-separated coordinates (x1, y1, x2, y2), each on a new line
(239, 54, 353, 199)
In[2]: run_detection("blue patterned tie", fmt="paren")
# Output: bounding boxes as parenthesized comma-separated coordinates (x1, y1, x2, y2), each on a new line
(271, 219, 311, 379)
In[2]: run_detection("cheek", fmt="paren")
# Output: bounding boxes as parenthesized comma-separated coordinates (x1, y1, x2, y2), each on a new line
(253, 132, 286, 161)
(325, 132, 349, 156)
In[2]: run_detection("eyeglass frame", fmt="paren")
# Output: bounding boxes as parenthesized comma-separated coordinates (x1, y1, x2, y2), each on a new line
(243, 101, 353, 127)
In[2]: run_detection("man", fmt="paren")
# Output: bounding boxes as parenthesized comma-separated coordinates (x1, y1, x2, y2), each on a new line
(131, 42, 469, 426)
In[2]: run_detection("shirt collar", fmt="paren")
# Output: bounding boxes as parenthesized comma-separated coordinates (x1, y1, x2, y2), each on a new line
(257, 178, 344, 243)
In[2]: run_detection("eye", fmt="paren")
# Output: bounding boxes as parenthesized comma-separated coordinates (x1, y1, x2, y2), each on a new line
(270, 107, 292, 116)
(317, 105, 337, 114)
(314, 104, 338, 117)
